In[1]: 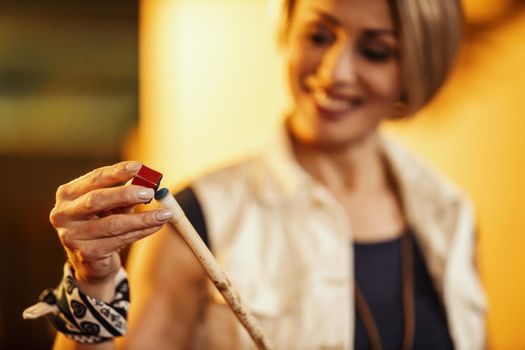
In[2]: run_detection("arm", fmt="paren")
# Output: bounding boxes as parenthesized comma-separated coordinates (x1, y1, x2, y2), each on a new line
(122, 223, 207, 349)
(51, 216, 206, 350)
(47, 162, 174, 350)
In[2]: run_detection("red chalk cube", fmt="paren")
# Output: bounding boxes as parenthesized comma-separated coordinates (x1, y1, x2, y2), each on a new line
(131, 164, 163, 191)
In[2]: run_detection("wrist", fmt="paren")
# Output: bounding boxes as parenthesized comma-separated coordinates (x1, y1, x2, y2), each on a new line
(69, 257, 121, 302)
(72, 265, 118, 302)
(23, 261, 130, 344)
(74, 271, 118, 303)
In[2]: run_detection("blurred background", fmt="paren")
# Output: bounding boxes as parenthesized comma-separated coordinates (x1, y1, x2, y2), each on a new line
(1, 0, 524, 348)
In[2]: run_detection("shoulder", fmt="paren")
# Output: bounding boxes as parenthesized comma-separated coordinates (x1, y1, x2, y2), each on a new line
(184, 157, 257, 216)
(380, 137, 486, 348)
(191, 157, 256, 200)
(380, 135, 472, 209)
(380, 135, 476, 244)
(177, 157, 260, 246)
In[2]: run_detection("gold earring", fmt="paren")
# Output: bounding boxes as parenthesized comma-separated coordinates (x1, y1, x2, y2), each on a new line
(393, 101, 407, 118)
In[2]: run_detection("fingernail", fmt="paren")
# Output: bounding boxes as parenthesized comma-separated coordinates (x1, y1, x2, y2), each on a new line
(126, 161, 142, 172)
(156, 209, 173, 221)
(137, 188, 154, 200)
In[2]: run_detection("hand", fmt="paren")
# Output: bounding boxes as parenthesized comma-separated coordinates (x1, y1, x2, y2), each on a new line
(49, 161, 173, 293)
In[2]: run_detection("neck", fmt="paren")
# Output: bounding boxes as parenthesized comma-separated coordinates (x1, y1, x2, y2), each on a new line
(289, 131, 389, 196)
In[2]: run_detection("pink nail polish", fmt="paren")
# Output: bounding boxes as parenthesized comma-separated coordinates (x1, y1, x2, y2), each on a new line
(126, 162, 142, 172)
(156, 209, 173, 221)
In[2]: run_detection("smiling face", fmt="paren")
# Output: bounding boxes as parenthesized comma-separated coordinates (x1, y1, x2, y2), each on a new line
(284, 0, 402, 148)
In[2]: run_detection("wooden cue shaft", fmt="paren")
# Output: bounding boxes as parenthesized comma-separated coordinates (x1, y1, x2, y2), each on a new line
(155, 189, 274, 350)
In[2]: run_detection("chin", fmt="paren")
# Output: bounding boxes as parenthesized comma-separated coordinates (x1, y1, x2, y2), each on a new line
(289, 124, 379, 152)
(288, 106, 381, 150)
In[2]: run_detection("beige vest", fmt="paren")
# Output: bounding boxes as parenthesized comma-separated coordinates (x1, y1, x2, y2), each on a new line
(192, 130, 487, 350)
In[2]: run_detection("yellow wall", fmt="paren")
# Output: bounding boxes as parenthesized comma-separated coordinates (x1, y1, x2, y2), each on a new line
(138, 1, 525, 348)
(138, 0, 288, 186)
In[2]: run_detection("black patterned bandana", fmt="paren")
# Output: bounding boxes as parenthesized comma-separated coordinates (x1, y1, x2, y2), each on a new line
(23, 262, 129, 344)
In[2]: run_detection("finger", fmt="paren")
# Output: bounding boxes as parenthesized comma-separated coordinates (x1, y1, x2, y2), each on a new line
(62, 185, 155, 219)
(105, 205, 135, 216)
(56, 161, 142, 201)
(80, 225, 164, 260)
(95, 205, 135, 219)
(77, 209, 173, 240)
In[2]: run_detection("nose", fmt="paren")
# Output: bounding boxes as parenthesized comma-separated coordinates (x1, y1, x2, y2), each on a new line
(318, 42, 357, 87)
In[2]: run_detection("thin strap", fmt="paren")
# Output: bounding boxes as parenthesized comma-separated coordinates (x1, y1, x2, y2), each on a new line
(354, 232, 414, 350)
(355, 285, 383, 350)
(401, 232, 415, 350)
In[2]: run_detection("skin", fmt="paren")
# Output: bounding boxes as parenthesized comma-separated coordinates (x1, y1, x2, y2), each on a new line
(52, 0, 407, 348)
(285, 0, 407, 242)
(286, 0, 401, 148)
(49, 161, 173, 301)
(52, 162, 206, 350)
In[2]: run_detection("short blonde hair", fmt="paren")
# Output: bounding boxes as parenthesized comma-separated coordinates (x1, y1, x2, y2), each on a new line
(278, 0, 464, 115)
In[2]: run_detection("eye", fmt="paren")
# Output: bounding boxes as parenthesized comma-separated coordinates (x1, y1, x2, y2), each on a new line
(359, 44, 397, 63)
(306, 27, 335, 47)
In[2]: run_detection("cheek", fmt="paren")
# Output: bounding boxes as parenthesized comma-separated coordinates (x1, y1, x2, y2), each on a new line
(363, 63, 402, 102)
(286, 44, 321, 95)
(286, 52, 302, 96)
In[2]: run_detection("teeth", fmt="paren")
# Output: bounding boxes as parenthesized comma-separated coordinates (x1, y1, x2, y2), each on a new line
(313, 89, 351, 112)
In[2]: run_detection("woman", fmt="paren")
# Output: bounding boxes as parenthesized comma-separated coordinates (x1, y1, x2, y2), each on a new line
(35, 0, 487, 348)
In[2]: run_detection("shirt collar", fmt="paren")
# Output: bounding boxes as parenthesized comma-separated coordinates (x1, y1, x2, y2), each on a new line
(252, 126, 473, 306)
(253, 124, 312, 206)
(253, 125, 465, 217)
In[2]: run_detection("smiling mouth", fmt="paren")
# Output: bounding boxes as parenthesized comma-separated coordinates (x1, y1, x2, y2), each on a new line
(312, 88, 363, 114)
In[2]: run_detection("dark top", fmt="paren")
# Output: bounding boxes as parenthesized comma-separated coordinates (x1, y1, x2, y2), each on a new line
(173, 188, 454, 349)
(174, 187, 210, 248)
(354, 231, 454, 350)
